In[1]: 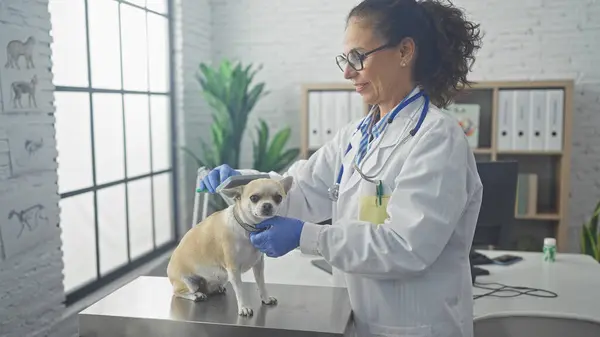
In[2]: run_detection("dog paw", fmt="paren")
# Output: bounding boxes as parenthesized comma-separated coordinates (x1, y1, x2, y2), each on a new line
(238, 306, 253, 316)
(193, 292, 208, 302)
(216, 285, 227, 294)
(261, 296, 277, 305)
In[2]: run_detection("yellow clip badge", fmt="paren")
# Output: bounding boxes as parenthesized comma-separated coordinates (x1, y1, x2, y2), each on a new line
(358, 180, 389, 225)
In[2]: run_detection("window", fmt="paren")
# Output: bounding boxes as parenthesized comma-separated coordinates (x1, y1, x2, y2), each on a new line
(49, 0, 177, 305)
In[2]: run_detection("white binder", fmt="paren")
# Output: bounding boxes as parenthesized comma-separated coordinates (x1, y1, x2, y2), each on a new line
(333, 91, 351, 131)
(349, 91, 366, 121)
(497, 90, 515, 150)
(513, 90, 530, 150)
(528, 90, 547, 151)
(308, 91, 322, 150)
(545, 89, 564, 152)
(319, 92, 337, 144)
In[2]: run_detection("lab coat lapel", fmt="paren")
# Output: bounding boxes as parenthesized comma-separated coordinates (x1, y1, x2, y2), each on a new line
(338, 109, 412, 197)
(358, 98, 424, 175)
(337, 93, 424, 197)
(338, 130, 362, 196)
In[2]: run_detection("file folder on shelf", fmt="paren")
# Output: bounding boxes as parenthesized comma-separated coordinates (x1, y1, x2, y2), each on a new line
(349, 91, 366, 121)
(308, 91, 322, 150)
(319, 92, 337, 144)
(528, 90, 547, 151)
(333, 91, 351, 133)
(496, 88, 564, 152)
(497, 90, 515, 151)
(545, 89, 564, 152)
(513, 90, 530, 151)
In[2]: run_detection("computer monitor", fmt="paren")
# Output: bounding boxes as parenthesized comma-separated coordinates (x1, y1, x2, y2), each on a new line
(472, 160, 519, 249)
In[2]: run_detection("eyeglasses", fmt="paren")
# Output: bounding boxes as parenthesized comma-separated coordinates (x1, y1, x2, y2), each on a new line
(335, 44, 391, 72)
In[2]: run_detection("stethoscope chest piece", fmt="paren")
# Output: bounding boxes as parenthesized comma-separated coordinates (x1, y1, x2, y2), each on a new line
(328, 183, 340, 201)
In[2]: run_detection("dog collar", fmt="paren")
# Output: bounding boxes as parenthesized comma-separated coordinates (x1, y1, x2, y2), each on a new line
(232, 206, 263, 233)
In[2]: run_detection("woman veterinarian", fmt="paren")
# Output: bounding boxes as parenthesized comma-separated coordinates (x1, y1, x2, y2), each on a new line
(199, 0, 484, 336)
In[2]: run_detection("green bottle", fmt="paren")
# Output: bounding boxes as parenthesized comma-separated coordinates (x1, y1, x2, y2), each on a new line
(543, 238, 556, 262)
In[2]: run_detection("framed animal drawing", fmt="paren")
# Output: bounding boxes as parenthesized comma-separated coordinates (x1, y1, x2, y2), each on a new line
(0, 183, 59, 260)
(0, 24, 47, 114)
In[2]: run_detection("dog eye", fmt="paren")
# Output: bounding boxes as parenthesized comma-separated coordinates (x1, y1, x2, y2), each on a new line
(273, 194, 282, 203)
(250, 195, 259, 203)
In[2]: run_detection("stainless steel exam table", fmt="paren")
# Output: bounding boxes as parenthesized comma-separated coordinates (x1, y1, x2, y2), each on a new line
(78, 275, 354, 337)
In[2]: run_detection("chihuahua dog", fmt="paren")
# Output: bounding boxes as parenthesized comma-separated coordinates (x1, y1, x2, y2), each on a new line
(167, 176, 294, 316)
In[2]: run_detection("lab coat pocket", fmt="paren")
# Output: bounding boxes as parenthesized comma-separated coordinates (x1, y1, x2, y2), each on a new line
(368, 323, 432, 337)
(358, 195, 390, 225)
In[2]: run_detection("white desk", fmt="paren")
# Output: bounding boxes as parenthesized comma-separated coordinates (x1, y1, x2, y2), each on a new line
(471, 250, 600, 322)
(242, 249, 600, 324)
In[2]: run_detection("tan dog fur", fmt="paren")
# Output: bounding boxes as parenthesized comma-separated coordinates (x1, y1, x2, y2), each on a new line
(167, 176, 294, 316)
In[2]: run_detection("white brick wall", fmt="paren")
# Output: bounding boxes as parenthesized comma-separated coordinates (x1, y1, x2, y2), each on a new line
(175, 0, 213, 233)
(207, 0, 600, 252)
(0, 0, 67, 336)
(210, 0, 362, 168)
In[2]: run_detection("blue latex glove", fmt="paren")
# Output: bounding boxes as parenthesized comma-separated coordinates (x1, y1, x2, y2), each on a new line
(250, 216, 305, 258)
(198, 164, 240, 193)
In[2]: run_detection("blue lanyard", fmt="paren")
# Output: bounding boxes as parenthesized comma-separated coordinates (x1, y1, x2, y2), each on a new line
(335, 91, 429, 185)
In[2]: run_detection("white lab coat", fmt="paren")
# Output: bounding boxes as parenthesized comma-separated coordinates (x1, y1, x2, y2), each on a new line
(239, 89, 483, 337)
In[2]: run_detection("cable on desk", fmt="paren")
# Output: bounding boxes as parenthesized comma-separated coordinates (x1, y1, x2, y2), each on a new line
(473, 281, 558, 300)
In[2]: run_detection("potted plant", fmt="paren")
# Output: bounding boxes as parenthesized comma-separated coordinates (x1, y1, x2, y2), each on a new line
(182, 59, 267, 212)
(251, 118, 299, 173)
(580, 200, 600, 262)
(181, 59, 299, 213)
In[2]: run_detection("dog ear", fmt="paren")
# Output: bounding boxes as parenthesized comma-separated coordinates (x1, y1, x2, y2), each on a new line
(220, 186, 243, 200)
(279, 176, 294, 194)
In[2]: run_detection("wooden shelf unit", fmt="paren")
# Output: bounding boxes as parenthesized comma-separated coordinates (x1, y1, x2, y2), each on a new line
(300, 80, 574, 252)
(300, 83, 369, 159)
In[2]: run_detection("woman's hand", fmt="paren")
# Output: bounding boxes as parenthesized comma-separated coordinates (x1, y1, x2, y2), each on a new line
(198, 164, 240, 193)
(250, 216, 305, 257)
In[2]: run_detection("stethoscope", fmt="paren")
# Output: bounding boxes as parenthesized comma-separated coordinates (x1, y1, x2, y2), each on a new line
(327, 90, 429, 202)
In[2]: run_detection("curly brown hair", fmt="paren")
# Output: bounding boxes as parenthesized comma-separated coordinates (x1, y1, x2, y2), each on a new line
(347, 0, 483, 109)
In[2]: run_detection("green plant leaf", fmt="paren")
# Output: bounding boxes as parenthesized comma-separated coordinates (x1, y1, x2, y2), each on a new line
(266, 127, 292, 163)
(271, 148, 300, 173)
(212, 128, 226, 149)
(203, 93, 229, 117)
(246, 83, 266, 114)
(581, 200, 600, 262)
(251, 119, 299, 173)
(256, 119, 269, 166)
(230, 63, 247, 116)
(199, 138, 218, 168)
(242, 64, 265, 110)
(590, 227, 599, 261)
(597, 232, 600, 262)
(581, 224, 594, 258)
(180, 146, 205, 168)
(250, 120, 265, 169)
(590, 200, 600, 237)
(208, 194, 229, 214)
(199, 63, 225, 101)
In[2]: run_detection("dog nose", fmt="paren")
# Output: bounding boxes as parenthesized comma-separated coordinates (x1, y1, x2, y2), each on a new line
(262, 203, 273, 213)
